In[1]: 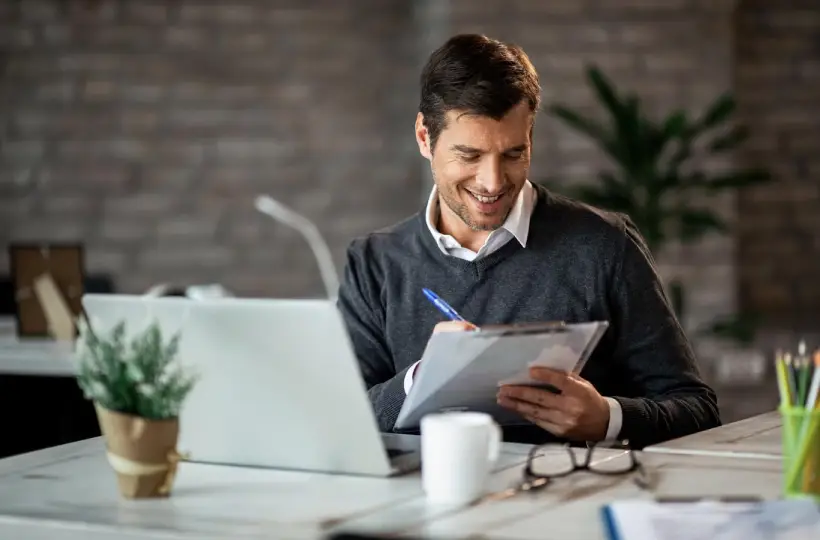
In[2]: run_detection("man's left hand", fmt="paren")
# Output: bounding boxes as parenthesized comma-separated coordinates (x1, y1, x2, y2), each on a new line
(497, 367, 610, 442)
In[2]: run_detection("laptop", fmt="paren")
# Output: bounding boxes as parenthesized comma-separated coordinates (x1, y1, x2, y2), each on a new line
(81, 294, 421, 477)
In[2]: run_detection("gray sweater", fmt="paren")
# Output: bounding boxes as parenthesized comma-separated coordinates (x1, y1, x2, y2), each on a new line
(337, 183, 720, 448)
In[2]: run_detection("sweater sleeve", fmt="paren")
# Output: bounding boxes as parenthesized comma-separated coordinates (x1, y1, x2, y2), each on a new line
(607, 217, 721, 449)
(336, 238, 409, 432)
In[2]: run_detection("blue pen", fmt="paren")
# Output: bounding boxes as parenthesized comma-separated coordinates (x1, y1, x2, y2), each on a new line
(422, 288, 466, 321)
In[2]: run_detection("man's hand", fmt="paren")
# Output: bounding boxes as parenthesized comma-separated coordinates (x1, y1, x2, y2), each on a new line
(409, 320, 478, 384)
(496, 367, 610, 442)
(433, 320, 477, 333)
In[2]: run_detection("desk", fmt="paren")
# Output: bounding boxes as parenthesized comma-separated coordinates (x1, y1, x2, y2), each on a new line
(0, 412, 787, 539)
(406, 452, 783, 540)
(0, 319, 76, 377)
(0, 436, 543, 540)
(0, 319, 98, 459)
(643, 411, 782, 460)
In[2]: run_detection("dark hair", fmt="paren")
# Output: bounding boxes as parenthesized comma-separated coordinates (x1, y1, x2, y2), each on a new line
(419, 34, 541, 151)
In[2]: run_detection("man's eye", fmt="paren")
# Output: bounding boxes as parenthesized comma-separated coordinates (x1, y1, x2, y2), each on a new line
(459, 154, 480, 163)
(505, 151, 524, 160)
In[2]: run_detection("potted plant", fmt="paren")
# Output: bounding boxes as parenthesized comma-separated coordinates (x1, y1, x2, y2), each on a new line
(75, 318, 198, 499)
(697, 311, 768, 385)
(544, 64, 772, 326)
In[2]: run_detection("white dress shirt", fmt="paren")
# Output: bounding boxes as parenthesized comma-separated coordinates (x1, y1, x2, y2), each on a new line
(404, 180, 623, 442)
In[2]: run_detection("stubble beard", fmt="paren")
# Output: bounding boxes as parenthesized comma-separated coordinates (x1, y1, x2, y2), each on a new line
(432, 170, 509, 232)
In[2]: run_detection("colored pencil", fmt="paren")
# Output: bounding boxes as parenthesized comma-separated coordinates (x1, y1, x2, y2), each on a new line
(797, 341, 811, 407)
(784, 353, 799, 407)
(793, 351, 820, 492)
(805, 352, 820, 410)
(775, 350, 791, 409)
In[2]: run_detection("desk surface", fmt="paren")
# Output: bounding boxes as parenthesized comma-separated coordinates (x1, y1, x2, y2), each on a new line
(0, 318, 76, 376)
(643, 410, 782, 460)
(0, 411, 787, 540)
(0, 436, 543, 540)
(403, 451, 784, 540)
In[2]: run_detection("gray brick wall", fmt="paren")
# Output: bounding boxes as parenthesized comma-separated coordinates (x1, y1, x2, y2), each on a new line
(736, 0, 820, 331)
(442, 0, 739, 336)
(1, 0, 817, 338)
(1, 0, 420, 297)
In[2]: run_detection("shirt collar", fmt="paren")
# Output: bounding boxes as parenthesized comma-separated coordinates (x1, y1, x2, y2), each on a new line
(425, 180, 535, 251)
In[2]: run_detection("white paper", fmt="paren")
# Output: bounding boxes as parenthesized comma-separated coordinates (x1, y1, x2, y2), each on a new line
(606, 499, 820, 540)
(395, 321, 609, 429)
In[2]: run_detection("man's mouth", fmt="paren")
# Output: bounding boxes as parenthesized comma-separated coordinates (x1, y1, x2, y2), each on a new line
(466, 190, 504, 204)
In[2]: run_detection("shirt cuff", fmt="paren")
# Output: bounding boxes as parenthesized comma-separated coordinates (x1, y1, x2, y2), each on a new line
(603, 397, 623, 442)
(403, 361, 421, 395)
(404, 360, 421, 395)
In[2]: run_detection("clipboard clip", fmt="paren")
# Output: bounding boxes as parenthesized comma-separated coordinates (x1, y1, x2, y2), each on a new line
(474, 321, 568, 337)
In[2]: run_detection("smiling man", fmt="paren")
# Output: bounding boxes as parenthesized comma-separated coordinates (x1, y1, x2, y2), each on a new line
(337, 34, 720, 448)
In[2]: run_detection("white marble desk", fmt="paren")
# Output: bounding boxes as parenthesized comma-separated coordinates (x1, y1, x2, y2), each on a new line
(401, 451, 784, 540)
(0, 318, 76, 377)
(0, 436, 547, 540)
(0, 412, 790, 539)
(643, 411, 782, 460)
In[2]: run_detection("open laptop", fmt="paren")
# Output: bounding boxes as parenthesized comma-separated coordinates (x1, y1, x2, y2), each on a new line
(81, 294, 421, 477)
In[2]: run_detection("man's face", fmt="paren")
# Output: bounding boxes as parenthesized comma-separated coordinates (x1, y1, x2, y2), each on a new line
(416, 101, 533, 234)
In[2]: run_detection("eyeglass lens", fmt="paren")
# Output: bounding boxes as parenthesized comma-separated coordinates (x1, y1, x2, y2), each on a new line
(527, 444, 636, 477)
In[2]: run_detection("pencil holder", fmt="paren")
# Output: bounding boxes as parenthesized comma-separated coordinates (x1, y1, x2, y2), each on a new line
(780, 405, 820, 501)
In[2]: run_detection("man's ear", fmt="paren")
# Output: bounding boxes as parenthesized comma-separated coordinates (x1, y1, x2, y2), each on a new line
(415, 112, 432, 160)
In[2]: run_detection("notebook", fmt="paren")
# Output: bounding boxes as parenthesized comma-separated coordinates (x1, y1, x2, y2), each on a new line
(602, 499, 820, 540)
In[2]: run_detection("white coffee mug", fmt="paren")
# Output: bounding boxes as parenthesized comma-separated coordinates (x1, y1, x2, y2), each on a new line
(420, 411, 502, 505)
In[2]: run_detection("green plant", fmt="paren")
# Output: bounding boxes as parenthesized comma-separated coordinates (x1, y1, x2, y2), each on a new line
(699, 311, 761, 347)
(76, 320, 198, 420)
(546, 64, 771, 327)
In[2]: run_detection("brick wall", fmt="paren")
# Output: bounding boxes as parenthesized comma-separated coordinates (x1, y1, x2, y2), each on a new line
(1, 0, 816, 337)
(736, 0, 820, 331)
(1, 0, 420, 297)
(441, 0, 739, 336)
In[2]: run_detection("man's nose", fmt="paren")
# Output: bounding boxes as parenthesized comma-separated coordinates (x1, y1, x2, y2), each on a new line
(475, 157, 504, 194)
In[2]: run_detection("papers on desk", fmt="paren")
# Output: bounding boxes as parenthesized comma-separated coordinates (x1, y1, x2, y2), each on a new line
(395, 320, 608, 429)
(602, 499, 820, 540)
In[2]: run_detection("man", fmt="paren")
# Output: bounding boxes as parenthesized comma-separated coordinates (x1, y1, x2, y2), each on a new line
(337, 33, 720, 448)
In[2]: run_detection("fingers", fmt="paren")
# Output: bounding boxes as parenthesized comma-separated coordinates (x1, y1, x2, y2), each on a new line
(520, 403, 582, 438)
(499, 395, 565, 424)
(497, 384, 585, 438)
(524, 415, 564, 435)
(498, 385, 563, 409)
(501, 396, 573, 437)
(433, 320, 477, 333)
(528, 367, 573, 392)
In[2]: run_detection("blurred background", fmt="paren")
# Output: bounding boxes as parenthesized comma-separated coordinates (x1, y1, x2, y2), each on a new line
(1, 0, 819, 451)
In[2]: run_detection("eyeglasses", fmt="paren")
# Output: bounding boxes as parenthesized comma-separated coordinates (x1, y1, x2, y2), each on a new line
(518, 440, 649, 492)
(473, 440, 652, 506)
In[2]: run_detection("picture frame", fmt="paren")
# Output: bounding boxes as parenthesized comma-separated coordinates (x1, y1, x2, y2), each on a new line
(8, 243, 86, 339)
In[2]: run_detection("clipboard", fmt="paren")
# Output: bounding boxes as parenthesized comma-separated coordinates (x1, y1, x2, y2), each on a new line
(394, 320, 609, 430)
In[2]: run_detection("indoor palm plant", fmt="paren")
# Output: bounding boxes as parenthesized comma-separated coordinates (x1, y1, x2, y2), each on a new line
(75, 318, 198, 498)
(546, 64, 771, 336)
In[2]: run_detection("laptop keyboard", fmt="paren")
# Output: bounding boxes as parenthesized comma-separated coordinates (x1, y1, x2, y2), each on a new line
(386, 448, 410, 458)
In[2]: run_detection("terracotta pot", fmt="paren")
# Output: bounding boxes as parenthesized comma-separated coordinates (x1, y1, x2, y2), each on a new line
(94, 404, 182, 499)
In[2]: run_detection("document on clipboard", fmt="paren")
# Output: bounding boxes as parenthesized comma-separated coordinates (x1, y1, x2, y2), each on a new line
(394, 320, 609, 430)
(601, 498, 820, 540)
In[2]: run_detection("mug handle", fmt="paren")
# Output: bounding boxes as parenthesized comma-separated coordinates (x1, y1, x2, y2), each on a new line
(486, 420, 502, 465)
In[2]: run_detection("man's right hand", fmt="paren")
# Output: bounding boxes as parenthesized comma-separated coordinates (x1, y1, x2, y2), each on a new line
(407, 320, 478, 388)
(432, 320, 478, 333)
